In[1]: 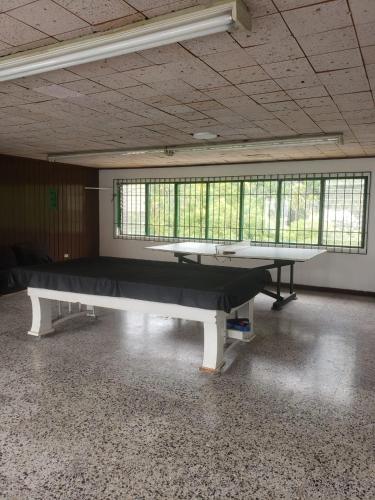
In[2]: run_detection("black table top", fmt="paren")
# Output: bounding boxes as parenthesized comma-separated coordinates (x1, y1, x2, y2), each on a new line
(10, 257, 271, 312)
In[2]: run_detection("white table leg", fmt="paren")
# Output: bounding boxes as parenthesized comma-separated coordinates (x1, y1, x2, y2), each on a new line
(28, 296, 54, 337)
(226, 299, 255, 342)
(200, 311, 226, 373)
(86, 305, 96, 318)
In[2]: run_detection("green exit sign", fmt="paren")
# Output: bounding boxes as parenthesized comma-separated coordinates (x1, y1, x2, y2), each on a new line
(48, 188, 58, 209)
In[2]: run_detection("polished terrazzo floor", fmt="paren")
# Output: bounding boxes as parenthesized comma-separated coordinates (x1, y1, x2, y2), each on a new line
(0, 290, 374, 499)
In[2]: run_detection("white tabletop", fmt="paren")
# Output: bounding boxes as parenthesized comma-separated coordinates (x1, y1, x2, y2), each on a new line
(147, 242, 326, 262)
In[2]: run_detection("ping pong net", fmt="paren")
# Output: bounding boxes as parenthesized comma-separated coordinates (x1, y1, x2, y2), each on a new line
(214, 240, 252, 256)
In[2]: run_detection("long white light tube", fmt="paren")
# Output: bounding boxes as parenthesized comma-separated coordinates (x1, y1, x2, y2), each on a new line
(48, 135, 343, 163)
(0, 0, 249, 82)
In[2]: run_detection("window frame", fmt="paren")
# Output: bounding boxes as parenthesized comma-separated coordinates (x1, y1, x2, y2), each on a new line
(114, 172, 371, 254)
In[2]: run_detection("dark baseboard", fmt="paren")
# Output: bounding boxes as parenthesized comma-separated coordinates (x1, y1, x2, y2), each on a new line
(287, 283, 375, 298)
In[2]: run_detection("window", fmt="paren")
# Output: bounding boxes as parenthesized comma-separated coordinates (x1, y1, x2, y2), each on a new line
(114, 172, 370, 253)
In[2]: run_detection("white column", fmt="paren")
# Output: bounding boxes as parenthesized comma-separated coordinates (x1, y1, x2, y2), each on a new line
(28, 296, 54, 336)
(200, 311, 226, 373)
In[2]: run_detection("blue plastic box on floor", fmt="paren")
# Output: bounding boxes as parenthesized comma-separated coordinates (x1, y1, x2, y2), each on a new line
(226, 318, 251, 332)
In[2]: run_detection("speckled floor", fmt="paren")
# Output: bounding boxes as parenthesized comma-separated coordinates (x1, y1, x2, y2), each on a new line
(0, 290, 374, 500)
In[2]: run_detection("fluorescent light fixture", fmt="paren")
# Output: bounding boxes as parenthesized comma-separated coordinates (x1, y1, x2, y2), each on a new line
(0, 0, 251, 82)
(48, 134, 343, 163)
(193, 132, 219, 140)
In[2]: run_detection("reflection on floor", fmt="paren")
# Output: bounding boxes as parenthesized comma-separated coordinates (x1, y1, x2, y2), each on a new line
(0, 290, 374, 499)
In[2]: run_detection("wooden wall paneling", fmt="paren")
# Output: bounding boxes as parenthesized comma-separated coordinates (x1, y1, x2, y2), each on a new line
(0, 154, 99, 261)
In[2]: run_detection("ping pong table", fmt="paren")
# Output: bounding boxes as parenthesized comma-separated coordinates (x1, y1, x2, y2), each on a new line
(147, 242, 326, 310)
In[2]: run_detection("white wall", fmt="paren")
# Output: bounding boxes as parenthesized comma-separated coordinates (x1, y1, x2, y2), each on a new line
(100, 158, 375, 292)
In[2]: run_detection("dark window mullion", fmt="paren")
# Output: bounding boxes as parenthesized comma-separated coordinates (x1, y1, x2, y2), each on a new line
(318, 178, 325, 246)
(275, 179, 282, 244)
(174, 183, 179, 238)
(361, 175, 369, 249)
(239, 180, 244, 241)
(145, 182, 150, 237)
(205, 182, 210, 240)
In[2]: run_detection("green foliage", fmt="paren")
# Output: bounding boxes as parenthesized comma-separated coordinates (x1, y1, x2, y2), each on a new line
(242, 180, 278, 242)
(279, 180, 321, 245)
(119, 176, 366, 249)
(177, 183, 207, 239)
(148, 183, 175, 237)
(207, 182, 240, 240)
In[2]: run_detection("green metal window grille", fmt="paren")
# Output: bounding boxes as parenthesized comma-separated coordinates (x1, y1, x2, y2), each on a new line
(114, 172, 370, 254)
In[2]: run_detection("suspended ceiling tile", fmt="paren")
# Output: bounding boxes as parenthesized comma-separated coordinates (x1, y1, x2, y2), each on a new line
(282, 0, 351, 37)
(243, 0, 276, 18)
(204, 86, 244, 100)
(40, 69, 83, 84)
(245, 36, 303, 65)
(286, 86, 328, 99)
(251, 91, 291, 104)
(117, 84, 161, 100)
(62, 79, 109, 95)
(0, 0, 38, 12)
(0, 40, 11, 52)
(180, 64, 228, 90)
(13, 75, 52, 89)
(201, 49, 257, 72)
(90, 72, 141, 90)
(181, 32, 238, 56)
(237, 80, 281, 95)
(319, 67, 370, 95)
(261, 58, 314, 79)
(140, 97, 176, 112)
(107, 53, 153, 72)
(304, 107, 342, 121)
(309, 48, 363, 72)
(343, 109, 375, 125)
(149, 78, 196, 94)
(273, 0, 324, 9)
(9, 0, 88, 36)
(356, 22, 375, 47)
(232, 13, 289, 47)
(333, 92, 374, 112)
(275, 74, 321, 90)
(254, 118, 295, 135)
(53, 0, 136, 25)
(351, 123, 375, 141)
(0, 0, 371, 164)
(366, 63, 375, 90)
(263, 100, 299, 112)
(296, 96, 337, 109)
(348, 0, 375, 25)
(139, 1, 198, 18)
(9, 88, 59, 103)
(140, 44, 194, 64)
(220, 66, 269, 85)
(0, 13, 46, 45)
(163, 89, 208, 103)
(298, 27, 358, 56)
(124, 63, 181, 84)
(69, 60, 119, 78)
(48, 25, 94, 42)
(33, 84, 82, 99)
(189, 100, 224, 111)
(362, 46, 375, 65)
(125, 0, 171, 11)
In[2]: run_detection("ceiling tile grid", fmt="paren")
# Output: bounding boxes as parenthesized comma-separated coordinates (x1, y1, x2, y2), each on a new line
(0, 0, 373, 166)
